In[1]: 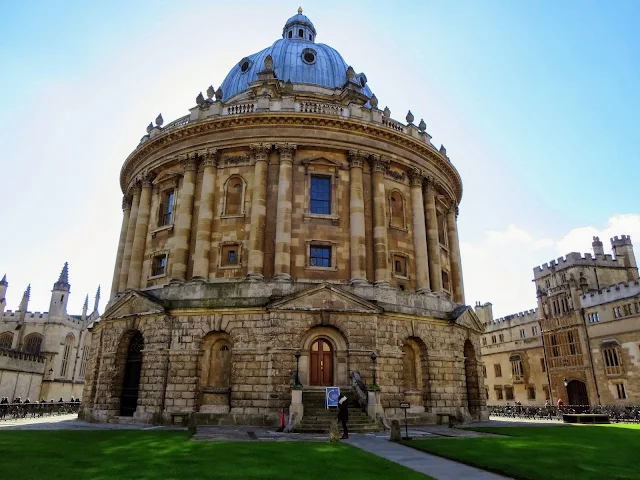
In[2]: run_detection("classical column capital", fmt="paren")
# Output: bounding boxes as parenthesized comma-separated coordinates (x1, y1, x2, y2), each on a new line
(201, 148, 219, 168)
(370, 154, 390, 174)
(348, 150, 367, 169)
(181, 152, 199, 172)
(250, 143, 272, 162)
(275, 143, 297, 162)
(122, 195, 132, 211)
(407, 167, 424, 187)
(128, 182, 141, 196)
(138, 171, 155, 188)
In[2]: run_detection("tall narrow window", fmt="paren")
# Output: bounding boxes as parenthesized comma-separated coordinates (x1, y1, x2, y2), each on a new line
(568, 331, 577, 355)
(494, 364, 502, 377)
(159, 189, 175, 226)
(310, 176, 331, 214)
(389, 191, 405, 229)
(616, 383, 627, 399)
(520, 329, 526, 338)
(499, 334, 504, 343)
(224, 176, 244, 215)
(528, 387, 536, 400)
(540, 357, 546, 372)
(437, 213, 447, 245)
(495, 387, 503, 400)
(603, 346, 623, 375)
(442, 271, 450, 292)
(551, 335, 559, 357)
(60, 334, 75, 378)
(79, 345, 89, 378)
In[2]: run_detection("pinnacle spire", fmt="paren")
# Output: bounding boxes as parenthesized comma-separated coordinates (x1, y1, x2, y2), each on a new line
(93, 285, 101, 313)
(19, 284, 30, 311)
(0, 274, 7, 286)
(58, 262, 69, 284)
(83, 294, 89, 309)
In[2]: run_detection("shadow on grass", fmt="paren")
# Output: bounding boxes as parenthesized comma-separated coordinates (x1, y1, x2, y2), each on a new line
(402, 424, 639, 480)
(0, 430, 432, 480)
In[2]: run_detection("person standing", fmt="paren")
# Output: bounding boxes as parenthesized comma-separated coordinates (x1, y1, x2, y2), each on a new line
(337, 394, 349, 439)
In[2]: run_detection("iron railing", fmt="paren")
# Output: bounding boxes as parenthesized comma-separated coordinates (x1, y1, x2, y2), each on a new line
(0, 401, 81, 421)
(489, 404, 640, 423)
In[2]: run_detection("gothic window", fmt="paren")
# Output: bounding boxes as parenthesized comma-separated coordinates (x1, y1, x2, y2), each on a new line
(482, 337, 487, 346)
(603, 345, 623, 375)
(613, 306, 622, 318)
(310, 245, 331, 267)
(568, 331, 576, 355)
(60, 333, 75, 378)
(389, 191, 405, 229)
(310, 175, 331, 214)
(152, 254, 167, 277)
(79, 345, 89, 378)
(159, 189, 175, 226)
(224, 176, 245, 216)
(494, 364, 502, 377)
(0, 332, 12, 349)
(491, 335, 496, 344)
(24, 334, 42, 355)
(551, 334, 559, 357)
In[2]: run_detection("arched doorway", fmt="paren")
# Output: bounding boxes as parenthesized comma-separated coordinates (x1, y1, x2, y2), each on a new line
(120, 332, 144, 416)
(567, 380, 589, 405)
(310, 339, 333, 386)
(464, 340, 481, 415)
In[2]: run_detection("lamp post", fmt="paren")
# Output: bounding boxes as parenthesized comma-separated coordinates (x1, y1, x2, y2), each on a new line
(294, 351, 301, 387)
(370, 352, 378, 386)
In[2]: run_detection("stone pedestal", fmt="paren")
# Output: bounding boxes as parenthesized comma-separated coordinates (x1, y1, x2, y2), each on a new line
(367, 390, 384, 420)
(289, 388, 303, 425)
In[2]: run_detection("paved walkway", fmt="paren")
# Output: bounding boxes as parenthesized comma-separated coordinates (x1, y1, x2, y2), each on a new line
(0, 414, 183, 431)
(346, 434, 511, 480)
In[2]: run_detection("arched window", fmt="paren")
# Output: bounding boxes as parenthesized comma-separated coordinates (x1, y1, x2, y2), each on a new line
(23, 334, 43, 355)
(298, 29, 303, 37)
(79, 345, 89, 378)
(0, 332, 13, 349)
(208, 340, 232, 387)
(402, 344, 417, 390)
(288, 31, 292, 38)
(60, 333, 75, 378)
(224, 176, 245, 216)
(389, 191, 405, 229)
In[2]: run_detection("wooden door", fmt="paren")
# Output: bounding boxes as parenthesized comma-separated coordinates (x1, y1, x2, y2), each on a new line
(310, 339, 333, 386)
(567, 380, 589, 406)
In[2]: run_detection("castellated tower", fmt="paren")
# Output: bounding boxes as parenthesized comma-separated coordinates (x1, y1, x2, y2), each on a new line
(611, 235, 638, 280)
(592, 236, 605, 258)
(49, 262, 70, 318)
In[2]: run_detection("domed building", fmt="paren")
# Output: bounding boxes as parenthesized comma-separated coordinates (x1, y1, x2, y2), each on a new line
(81, 9, 487, 427)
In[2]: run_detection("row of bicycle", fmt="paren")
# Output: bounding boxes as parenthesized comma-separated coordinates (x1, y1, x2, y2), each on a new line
(0, 400, 82, 420)
(488, 404, 640, 423)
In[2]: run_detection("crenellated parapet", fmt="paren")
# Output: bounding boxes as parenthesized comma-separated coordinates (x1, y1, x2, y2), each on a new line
(580, 279, 640, 308)
(533, 252, 624, 279)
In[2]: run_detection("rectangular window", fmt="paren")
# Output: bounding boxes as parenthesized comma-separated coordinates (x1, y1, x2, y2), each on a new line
(310, 176, 331, 214)
(494, 364, 502, 377)
(520, 329, 526, 339)
(483, 365, 487, 378)
(309, 245, 331, 267)
(437, 213, 447, 245)
(160, 190, 175, 226)
(613, 307, 622, 319)
(603, 347, 623, 375)
(528, 387, 536, 400)
(540, 357, 546, 373)
(511, 360, 523, 376)
(623, 304, 631, 316)
(588, 312, 600, 323)
(393, 255, 407, 277)
(221, 244, 240, 267)
(495, 387, 503, 400)
(492, 335, 496, 344)
(532, 326, 538, 336)
(568, 331, 577, 355)
(551, 334, 559, 357)
(499, 334, 504, 343)
(152, 254, 167, 276)
(616, 383, 626, 399)
(505, 386, 514, 400)
(482, 337, 487, 346)
(635, 302, 640, 314)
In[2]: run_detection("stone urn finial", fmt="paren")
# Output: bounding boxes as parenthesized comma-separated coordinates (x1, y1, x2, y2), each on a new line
(383, 106, 390, 118)
(146, 122, 153, 134)
(196, 92, 205, 106)
(439, 144, 447, 155)
(406, 110, 414, 124)
(215, 87, 223, 101)
(418, 118, 426, 132)
(370, 94, 379, 109)
(206, 85, 215, 100)
(155, 113, 163, 127)
(264, 54, 274, 71)
(346, 66, 355, 81)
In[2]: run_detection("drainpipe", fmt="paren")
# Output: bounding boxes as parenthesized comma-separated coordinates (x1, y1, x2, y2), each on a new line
(580, 308, 601, 405)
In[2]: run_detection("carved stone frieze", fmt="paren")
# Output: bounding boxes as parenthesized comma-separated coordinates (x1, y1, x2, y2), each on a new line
(223, 155, 250, 166)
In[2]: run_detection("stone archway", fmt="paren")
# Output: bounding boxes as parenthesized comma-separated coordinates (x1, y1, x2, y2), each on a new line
(309, 338, 333, 386)
(199, 332, 233, 413)
(567, 379, 589, 406)
(464, 339, 481, 417)
(402, 337, 430, 412)
(120, 331, 144, 416)
(300, 326, 348, 387)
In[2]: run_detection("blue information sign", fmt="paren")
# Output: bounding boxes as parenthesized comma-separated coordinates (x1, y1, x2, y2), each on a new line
(325, 387, 340, 408)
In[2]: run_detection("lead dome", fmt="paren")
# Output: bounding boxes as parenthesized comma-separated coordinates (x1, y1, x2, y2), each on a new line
(219, 9, 371, 102)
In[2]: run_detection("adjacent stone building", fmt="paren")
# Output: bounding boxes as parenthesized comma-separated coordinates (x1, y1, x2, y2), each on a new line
(0, 264, 98, 401)
(80, 9, 487, 427)
(479, 235, 640, 406)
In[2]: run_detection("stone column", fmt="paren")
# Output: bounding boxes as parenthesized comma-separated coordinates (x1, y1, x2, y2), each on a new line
(118, 185, 140, 292)
(246, 143, 271, 281)
(110, 195, 132, 298)
(127, 173, 154, 290)
(348, 150, 368, 286)
(447, 206, 465, 304)
(192, 149, 218, 281)
(424, 179, 442, 293)
(370, 155, 390, 287)
(273, 143, 296, 282)
(170, 153, 198, 282)
(409, 168, 430, 293)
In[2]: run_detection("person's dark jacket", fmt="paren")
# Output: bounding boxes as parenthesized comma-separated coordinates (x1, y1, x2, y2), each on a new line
(337, 398, 349, 422)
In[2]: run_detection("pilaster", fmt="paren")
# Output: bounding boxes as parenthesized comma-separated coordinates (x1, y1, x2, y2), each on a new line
(192, 149, 218, 281)
(119, 184, 141, 292)
(409, 168, 430, 293)
(246, 143, 271, 281)
(273, 143, 296, 282)
(370, 155, 391, 287)
(170, 153, 198, 282)
(424, 179, 442, 293)
(127, 172, 154, 290)
(447, 206, 465, 303)
(111, 195, 132, 298)
(348, 150, 368, 286)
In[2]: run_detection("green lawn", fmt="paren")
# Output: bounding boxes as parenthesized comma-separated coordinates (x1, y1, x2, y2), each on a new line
(0, 430, 431, 480)
(403, 424, 639, 480)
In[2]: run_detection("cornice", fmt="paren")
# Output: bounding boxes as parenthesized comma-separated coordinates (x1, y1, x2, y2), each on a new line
(120, 114, 463, 203)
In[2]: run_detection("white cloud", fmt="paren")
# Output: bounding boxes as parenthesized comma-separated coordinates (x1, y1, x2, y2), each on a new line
(462, 214, 640, 319)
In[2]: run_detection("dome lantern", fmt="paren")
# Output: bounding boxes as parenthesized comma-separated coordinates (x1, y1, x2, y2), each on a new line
(282, 7, 317, 42)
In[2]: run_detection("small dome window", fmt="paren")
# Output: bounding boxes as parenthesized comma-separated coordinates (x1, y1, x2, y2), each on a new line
(302, 48, 317, 65)
(239, 58, 251, 73)
(359, 73, 368, 88)
(298, 29, 303, 37)
(289, 31, 293, 38)
(309, 34, 312, 41)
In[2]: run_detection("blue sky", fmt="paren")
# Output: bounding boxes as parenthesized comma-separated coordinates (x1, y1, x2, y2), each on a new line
(1, 1, 638, 317)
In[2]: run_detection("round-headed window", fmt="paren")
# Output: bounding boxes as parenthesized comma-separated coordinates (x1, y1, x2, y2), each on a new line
(239, 58, 251, 73)
(302, 48, 316, 65)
